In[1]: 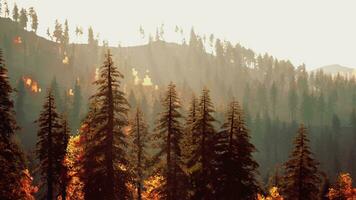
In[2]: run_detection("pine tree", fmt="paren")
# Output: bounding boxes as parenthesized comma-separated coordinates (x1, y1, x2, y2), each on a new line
(53, 20, 63, 43)
(28, 7, 38, 32)
(83, 50, 131, 200)
(181, 95, 198, 173)
(19, 8, 28, 29)
(88, 26, 96, 46)
(12, 4, 19, 22)
(4, 2, 9, 18)
(36, 90, 68, 200)
(281, 124, 321, 200)
(63, 19, 70, 47)
(0, 48, 26, 200)
(190, 88, 217, 199)
(129, 107, 150, 200)
(180, 94, 198, 198)
(57, 117, 70, 200)
(153, 82, 185, 200)
(212, 100, 259, 200)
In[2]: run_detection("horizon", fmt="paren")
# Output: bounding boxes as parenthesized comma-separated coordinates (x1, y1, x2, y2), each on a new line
(7, 0, 356, 70)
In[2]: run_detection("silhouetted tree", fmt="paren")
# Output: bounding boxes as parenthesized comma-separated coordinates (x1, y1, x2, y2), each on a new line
(36, 90, 64, 200)
(12, 4, 19, 22)
(153, 82, 185, 200)
(212, 100, 259, 200)
(190, 88, 217, 199)
(82, 50, 131, 200)
(281, 124, 321, 200)
(0, 48, 26, 200)
(129, 108, 150, 200)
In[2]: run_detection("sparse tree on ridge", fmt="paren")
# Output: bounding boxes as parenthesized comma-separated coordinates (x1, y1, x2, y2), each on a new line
(12, 4, 19, 22)
(19, 8, 27, 29)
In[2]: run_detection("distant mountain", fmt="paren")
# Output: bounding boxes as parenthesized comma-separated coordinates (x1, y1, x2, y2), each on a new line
(313, 64, 355, 75)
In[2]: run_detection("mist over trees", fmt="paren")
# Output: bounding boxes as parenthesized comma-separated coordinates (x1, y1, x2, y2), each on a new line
(0, 2, 355, 199)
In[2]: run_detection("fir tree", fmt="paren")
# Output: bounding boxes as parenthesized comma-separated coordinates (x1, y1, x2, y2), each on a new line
(153, 82, 185, 200)
(83, 50, 131, 200)
(0, 48, 26, 200)
(190, 88, 217, 199)
(28, 7, 38, 32)
(12, 4, 19, 22)
(57, 117, 70, 200)
(36, 90, 65, 200)
(181, 95, 198, 173)
(214, 101, 258, 199)
(129, 107, 150, 200)
(281, 124, 321, 200)
(180, 94, 198, 198)
(212, 100, 259, 200)
(19, 8, 28, 29)
(63, 19, 70, 47)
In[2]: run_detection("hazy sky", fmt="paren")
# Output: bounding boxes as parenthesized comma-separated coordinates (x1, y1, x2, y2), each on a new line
(7, 0, 356, 69)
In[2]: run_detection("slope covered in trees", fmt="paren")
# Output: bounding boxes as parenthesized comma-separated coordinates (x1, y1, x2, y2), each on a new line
(0, 5, 355, 199)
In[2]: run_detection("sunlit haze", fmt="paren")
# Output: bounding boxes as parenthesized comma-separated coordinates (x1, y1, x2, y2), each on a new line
(8, 0, 356, 69)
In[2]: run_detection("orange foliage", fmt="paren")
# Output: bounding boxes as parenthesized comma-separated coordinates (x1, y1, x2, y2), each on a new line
(19, 169, 38, 200)
(64, 135, 85, 200)
(258, 187, 284, 200)
(328, 173, 356, 200)
(22, 76, 41, 93)
(142, 174, 165, 200)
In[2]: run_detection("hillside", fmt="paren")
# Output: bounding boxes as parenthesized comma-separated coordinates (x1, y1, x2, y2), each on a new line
(313, 64, 355, 75)
(1, 17, 356, 181)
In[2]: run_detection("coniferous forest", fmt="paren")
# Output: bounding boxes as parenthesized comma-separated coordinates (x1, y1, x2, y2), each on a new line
(0, 1, 356, 200)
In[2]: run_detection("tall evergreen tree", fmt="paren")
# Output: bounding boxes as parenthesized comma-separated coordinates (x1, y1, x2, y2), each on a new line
(0, 48, 26, 200)
(83, 50, 131, 200)
(57, 117, 70, 200)
(153, 82, 185, 200)
(36, 90, 66, 200)
(129, 107, 150, 200)
(180, 95, 199, 199)
(212, 100, 259, 200)
(190, 88, 217, 199)
(282, 124, 321, 200)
